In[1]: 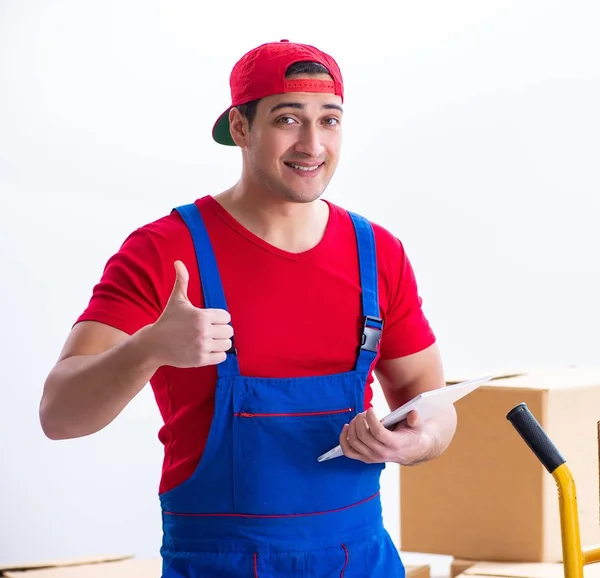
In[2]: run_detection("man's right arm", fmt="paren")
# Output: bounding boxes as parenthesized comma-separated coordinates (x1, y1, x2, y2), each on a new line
(39, 260, 234, 441)
(39, 321, 162, 440)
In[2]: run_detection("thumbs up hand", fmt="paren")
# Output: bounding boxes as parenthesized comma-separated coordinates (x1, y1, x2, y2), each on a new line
(148, 261, 234, 368)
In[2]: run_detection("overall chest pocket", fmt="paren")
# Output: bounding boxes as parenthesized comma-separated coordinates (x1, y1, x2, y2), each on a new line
(231, 375, 383, 516)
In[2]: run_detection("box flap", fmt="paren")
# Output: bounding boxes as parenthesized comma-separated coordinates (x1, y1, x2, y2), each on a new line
(3, 558, 159, 578)
(447, 366, 600, 390)
(0, 555, 132, 574)
(446, 371, 526, 385)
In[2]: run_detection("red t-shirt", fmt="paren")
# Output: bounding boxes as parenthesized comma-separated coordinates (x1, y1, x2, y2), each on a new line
(76, 195, 436, 493)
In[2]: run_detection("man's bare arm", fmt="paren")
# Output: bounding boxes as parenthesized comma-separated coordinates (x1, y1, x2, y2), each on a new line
(374, 342, 457, 462)
(39, 261, 233, 441)
(340, 342, 457, 465)
(375, 342, 445, 410)
(39, 321, 161, 440)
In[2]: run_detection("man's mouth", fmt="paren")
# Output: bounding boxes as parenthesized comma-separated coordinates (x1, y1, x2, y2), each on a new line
(283, 162, 324, 172)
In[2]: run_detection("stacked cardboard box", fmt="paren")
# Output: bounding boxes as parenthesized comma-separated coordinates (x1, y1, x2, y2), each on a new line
(398, 367, 600, 578)
(0, 555, 158, 577)
(451, 561, 600, 578)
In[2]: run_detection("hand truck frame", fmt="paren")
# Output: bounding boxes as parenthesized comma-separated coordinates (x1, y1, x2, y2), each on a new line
(506, 403, 600, 578)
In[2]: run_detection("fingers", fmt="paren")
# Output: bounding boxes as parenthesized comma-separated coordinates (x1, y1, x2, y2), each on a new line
(339, 424, 358, 459)
(205, 308, 232, 325)
(340, 410, 390, 463)
(209, 338, 233, 353)
(364, 408, 395, 443)
(152, 261, 236, 368)
(202, 351, 228, 365)
(206, 316, 234, 354)
(354, 411, 389, 455)
(210, 322, 234, 340)
(342, 422, 372, 460)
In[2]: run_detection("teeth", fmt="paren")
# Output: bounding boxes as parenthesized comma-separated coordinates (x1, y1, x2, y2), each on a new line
(288, 163, 320, 172)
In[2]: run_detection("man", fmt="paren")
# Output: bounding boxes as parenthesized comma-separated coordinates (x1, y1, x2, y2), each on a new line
(40, 40, 456, 577)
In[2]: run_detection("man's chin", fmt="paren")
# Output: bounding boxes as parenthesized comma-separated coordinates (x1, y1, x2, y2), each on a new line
(277, 180, 330, 204)
(281, 188, 326, 204)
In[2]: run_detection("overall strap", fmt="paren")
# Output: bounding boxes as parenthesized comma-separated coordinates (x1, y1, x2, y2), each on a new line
(173, 203, 240, 379)
(348, 211, 383, 374)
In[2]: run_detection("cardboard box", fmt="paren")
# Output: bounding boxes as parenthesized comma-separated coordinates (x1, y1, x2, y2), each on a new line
(0, 556, 158, 577)
(400, 367, 600, 562)
(0, 555, 132, 574)
(456, 561, 600, 578)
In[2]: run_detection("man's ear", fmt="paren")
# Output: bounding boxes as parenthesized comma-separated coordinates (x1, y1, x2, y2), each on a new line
(229, 107, 250, 147)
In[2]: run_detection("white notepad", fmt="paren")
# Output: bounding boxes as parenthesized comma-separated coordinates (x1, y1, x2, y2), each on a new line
(317, 375, 493, 462)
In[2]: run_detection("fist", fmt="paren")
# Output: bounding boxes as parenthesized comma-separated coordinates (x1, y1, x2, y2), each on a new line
(150, 260, 234, 368)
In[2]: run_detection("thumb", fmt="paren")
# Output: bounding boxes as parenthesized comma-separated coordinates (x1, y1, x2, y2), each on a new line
(405, 410, 420, 428)
(168, 260, 190, 303)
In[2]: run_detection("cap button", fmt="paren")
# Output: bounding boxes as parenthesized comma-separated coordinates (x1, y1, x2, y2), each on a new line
(280, 39, 289, 42)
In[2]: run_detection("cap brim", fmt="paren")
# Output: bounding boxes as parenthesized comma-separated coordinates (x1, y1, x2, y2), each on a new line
(212, 107, 237, 146)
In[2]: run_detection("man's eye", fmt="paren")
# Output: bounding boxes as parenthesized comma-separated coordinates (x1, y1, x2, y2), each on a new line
(277, 116, 295, 124)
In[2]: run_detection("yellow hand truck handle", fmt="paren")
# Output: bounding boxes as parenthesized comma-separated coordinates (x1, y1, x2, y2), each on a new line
(506, 403, 600, 578)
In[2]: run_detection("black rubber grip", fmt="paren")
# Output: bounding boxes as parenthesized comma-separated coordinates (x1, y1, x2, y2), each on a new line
(506, 402, 566, 474)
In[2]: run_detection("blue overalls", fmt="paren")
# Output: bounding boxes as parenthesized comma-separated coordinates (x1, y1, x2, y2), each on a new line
(159, 203, 405, 577)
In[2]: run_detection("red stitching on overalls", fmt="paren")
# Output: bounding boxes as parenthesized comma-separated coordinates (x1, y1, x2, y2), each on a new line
(253, 552, 259, 577)
(234, 408, 353, 418)
(164, 490, 380, 518)
(340, 544, 349, 577)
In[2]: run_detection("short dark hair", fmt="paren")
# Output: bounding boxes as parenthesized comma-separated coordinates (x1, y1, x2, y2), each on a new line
(235, 61, 331, 128)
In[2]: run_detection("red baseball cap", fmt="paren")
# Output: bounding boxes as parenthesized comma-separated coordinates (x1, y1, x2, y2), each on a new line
(212, 39, 344, 146)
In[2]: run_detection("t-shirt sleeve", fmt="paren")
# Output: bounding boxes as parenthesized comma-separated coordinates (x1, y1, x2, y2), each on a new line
(75, 228, 168, 336)
(379, 240, 436, 360)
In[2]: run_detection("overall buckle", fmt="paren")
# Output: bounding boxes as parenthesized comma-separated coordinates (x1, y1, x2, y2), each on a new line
(361, 315, 383, 353)
(227, 333, 237, 355)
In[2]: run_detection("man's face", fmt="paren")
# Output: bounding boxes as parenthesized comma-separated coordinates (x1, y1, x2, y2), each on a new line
(232, 74, 343, 204)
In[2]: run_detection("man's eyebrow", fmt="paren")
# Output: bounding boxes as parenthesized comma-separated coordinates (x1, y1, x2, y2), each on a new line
(269, 102, 303, 113)
(268, 102, 344, 114)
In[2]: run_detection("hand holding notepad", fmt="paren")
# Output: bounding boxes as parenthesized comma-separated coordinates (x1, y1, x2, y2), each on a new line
(317, 375, 493, 462)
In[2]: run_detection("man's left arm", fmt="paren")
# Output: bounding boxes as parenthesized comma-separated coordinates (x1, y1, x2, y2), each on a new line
(340, 342, 456, 466)
(376, 342, 456, 463)
(339, 229, 457, 465)
(340, 341, 456, 466)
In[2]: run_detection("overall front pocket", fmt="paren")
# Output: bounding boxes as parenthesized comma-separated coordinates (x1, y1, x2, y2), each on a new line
(232, 405, 381, 515)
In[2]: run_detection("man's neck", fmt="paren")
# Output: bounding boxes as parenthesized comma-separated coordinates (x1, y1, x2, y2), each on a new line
(213, 184, 330, 254)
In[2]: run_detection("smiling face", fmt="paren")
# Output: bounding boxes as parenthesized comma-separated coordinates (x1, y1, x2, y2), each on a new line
(229, 74, 343, 204)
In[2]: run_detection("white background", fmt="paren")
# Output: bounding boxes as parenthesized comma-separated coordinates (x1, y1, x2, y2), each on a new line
(1, 0, 599, 571)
